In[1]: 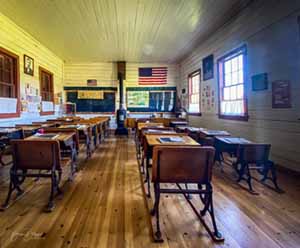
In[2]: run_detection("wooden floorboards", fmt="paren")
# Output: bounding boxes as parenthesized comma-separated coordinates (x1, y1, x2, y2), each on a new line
(0, 135, 299, 248)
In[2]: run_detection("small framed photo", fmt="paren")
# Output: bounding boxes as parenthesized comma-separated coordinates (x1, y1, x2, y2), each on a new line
(202, 54, 214, 81)
(24, 55, 34, 76)
(252, 73, 268, 91)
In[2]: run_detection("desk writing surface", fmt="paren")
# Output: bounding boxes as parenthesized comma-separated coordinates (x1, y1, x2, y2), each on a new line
(187, 127, 205, 132)
(146, 134, 199, 146)
(216, 137, 253, 145)
(26, 132, 75, 142)
(59, 124, 88, 131)
(170, 121, 188, 125)
(175, 126, 189, 130)
(199, 130, 230, 136)
(40, 123, 55, 128)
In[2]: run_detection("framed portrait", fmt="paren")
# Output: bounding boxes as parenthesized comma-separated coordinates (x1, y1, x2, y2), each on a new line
(24, 55, 34, 76)
(202, 54, 214, 81)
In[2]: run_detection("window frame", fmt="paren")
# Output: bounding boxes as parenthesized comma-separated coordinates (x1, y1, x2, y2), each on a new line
(0, 47, 20, 118)
(187, 69, 201, 116)
(39, 66, 54, 116)
(217, 45, 248, 121)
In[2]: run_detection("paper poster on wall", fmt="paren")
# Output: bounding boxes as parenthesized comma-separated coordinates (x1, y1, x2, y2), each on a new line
(272, 80, 291, 108)
(0, 97, 17, 113)
(127, 91, 149, 107)
(78, 90, 104, 99)
(202, 84, 216, 112)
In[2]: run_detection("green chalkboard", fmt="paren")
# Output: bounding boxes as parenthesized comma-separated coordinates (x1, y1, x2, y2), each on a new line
(64, 87, 117, 113)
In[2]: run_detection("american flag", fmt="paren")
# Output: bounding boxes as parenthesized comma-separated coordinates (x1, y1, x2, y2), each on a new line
(138, 67, 168, 85)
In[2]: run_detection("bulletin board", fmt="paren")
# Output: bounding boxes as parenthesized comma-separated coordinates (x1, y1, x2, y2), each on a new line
(126, 87, 176, 112)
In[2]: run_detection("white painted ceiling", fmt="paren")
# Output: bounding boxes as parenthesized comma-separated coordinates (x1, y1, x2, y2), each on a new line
(0, 0, 251, 63)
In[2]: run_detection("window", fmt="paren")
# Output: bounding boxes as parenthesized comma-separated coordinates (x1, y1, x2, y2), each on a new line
(0, 47, 20, 118)
(0, 50, 18, 98)
(188, 70, 201, 114)
(39, 67, 54, 115)
(40, 67, 54, 102)
(218, 46, 248, 121)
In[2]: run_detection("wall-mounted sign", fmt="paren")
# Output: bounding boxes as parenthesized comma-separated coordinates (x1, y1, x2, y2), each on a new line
(252, 73, 268, 91)
(78, 90, 103, 99)
(87, 79, 97, 86)
(272, 80, 291, 108)
(202, 54, 214, 81)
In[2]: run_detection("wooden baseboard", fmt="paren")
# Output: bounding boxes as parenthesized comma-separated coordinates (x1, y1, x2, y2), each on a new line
(276, 163, 300, 177)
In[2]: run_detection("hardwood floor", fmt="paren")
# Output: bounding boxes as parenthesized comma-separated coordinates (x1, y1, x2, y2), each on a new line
(0, 136, 299, 248)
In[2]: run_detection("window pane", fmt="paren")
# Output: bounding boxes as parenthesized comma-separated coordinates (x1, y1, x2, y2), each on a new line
(232, 57, 238, 72)
(237, 84, 243, 99)
(238, 55, 243, 69)
(221, 100, 244, 116)
(225, 60, 231, 74)
(224, 87, 230, 100)
(232, 71, 238, 85)
(225, 73, 232, 86)
(230, 86, 237, 100)
(238, 70, 243, 84)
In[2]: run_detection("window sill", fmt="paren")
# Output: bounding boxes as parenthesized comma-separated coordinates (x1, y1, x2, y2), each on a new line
(188, 112, 202, 116)
(0, 112, 20, 118)
(40, 111, 55, 116)
(218, 114, 249, 121)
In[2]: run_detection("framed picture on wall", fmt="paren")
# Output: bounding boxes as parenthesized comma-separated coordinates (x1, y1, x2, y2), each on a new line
(24, 55, 34, 76)
(272, 80, 291, 108)
(252, 73, 268, 91)
(202, 54, 214, 81)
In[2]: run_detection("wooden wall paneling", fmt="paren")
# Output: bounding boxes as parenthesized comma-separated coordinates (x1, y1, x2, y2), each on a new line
(178, 1, 300, 171)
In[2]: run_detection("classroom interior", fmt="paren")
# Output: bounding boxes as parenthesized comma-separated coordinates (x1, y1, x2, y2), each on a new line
(0, 0, 299, 247)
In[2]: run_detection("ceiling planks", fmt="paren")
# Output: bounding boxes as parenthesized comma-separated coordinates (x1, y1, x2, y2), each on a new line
(0, 0, 252, 63)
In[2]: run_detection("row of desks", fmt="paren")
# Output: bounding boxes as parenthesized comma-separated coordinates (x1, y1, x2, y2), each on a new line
(0, 116, 110, 212)
(136, 122, 280, 242)
(0, 116, 110, 163)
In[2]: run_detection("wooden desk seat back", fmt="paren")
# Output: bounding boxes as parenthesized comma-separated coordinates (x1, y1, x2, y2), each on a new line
(152, 146, 215, 183)
(72, 121, 93, 134)
(43, 128, 79, 151)
(150, 118, 170, 127)
(86, 118, 105, 133)
(237, 144, 271, 164)
(135, 118, 151, 128)
(11, 140, 61, 170)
